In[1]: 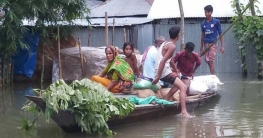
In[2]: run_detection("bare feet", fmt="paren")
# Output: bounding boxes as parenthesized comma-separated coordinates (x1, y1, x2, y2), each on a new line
(181, 112, 192, 118)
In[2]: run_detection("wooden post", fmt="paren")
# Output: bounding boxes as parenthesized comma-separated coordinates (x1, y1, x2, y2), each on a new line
(112, 18, 115, 46)
(41, 42, 45, 89)
(105, 12, 108, 46)
(123, 28, 126, 42)
(88, 30, 91, 46)
(57, 26, 62, 79)
(178, 0, 185, 51)
(78, 37, 85, 78)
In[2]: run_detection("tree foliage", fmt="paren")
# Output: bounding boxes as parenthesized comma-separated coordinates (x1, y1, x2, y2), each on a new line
(21, 79, 135, 135)
(231, 0, 263, 76)
(0, 0, 89, 55)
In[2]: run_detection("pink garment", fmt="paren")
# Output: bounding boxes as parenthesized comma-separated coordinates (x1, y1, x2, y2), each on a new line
(204, 43, 217, 62)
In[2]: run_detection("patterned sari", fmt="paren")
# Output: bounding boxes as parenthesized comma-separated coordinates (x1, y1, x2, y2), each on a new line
(107, 56, 134, 93)
(91, 46, 134, 93)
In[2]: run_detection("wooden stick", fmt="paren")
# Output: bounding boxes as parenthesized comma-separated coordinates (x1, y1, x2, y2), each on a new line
(200, 0, 255, 57)
(123, 28, 126, 42)
(2, 55, 5, 86)
(78, 37, 85, 78)
(88, 30, 91, 46)
(105, 12, 108, 46)
(112, 18, 115, 46)
(41, 43, 45, 89)
(57, 26, 62, 79)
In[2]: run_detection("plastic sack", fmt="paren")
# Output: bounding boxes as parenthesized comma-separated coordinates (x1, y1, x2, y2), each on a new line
(189, 80, 209, 94)
(193, 75, 223, 92)
(133, 79, 160, 91)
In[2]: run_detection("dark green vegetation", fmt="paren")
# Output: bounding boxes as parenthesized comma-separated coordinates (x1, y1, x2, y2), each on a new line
(21, 78, 135, 135)
(232, 0, 263, 79)
(0, 0, 90, 86)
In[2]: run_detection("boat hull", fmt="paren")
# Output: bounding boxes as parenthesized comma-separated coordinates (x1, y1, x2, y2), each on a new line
(25, 92, 219, 133)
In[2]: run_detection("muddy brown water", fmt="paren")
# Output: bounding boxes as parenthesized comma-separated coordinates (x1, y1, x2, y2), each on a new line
(1, 73, 263, 138)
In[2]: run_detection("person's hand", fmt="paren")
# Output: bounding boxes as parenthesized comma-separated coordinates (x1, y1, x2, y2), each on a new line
(152, 76, 160, 85)
(220, 46, 225, 54)
(176, 68, 180, 75)
(136, 77, 141, 82)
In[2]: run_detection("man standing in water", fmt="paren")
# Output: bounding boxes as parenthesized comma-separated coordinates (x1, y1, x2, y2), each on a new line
(152, 26, 190, 117)
(200, 5, 224, 74)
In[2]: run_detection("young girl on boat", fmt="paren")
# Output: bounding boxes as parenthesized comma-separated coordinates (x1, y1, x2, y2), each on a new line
(123, 42, 141, 82)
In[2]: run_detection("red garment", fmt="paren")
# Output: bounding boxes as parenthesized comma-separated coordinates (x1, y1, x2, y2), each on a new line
(173, 51, 201, 76)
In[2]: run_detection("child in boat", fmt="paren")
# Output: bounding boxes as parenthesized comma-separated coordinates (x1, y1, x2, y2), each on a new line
(123, 42, 141, 82)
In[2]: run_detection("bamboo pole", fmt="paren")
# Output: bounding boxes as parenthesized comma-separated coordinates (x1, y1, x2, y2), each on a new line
(2, 55, 5, 86)
(0, 57, 2, 88)
(11, 59, 13, 85)
(57, 26, 62, 79)
(112, 18, 115, 46)
(200, 0, 255, 57)
(178, 0, 185, 51)
(78, 37, 85, 78)
(123, 28, 126, 42)
(6, 57, 9, 84)
(105, 12, 108, 46)
(88, 30, 91, 46)
(41, 42, 45, 89)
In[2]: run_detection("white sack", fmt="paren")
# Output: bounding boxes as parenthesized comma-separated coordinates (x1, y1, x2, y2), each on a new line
(193, 75, 224, 92)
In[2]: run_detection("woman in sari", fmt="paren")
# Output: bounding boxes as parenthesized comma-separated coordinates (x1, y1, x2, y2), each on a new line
(91, 46, 135, 93)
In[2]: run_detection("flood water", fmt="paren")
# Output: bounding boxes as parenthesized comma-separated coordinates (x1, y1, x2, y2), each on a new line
(1, 73, 263, 138)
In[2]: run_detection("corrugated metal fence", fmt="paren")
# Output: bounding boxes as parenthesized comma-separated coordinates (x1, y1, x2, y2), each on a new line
(73, 24, 257, 73)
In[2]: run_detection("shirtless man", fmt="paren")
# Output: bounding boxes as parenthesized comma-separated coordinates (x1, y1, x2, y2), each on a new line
(152, 26, 190, 117)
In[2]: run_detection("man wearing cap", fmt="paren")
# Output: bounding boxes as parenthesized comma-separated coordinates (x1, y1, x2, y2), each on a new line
(172, 42, 201, 93)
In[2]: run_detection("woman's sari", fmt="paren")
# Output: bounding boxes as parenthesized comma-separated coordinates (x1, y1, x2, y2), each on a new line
(107, 56, 134, 93)
(91, 55, 134, 93)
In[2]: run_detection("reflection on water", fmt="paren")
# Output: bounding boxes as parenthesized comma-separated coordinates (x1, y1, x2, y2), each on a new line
(0, 73, 263, 138)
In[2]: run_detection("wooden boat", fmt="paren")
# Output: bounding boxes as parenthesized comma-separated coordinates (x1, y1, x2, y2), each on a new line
(25, 91, 220, 133)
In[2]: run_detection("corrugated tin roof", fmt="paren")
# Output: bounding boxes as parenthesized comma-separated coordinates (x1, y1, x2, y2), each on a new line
(21, 17, 153, 26)
(86, 0, 103, 9)
(90, 0, 153, 18)
(88, 17, 153, 26)
(147, 0, 263, 19)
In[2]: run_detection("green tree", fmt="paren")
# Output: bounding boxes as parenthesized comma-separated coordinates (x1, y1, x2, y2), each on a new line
(231, 0, 263, 79)
(0, 0, 89, 85)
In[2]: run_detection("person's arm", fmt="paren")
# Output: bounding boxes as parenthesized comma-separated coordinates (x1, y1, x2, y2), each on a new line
(152, 44, 175, 84)
(200, 22, 205, 55)
(170, 52, 179, 73)
(98, 63, 111, 77)
(107, 71, 118, 91)
(217, 20, 224, 54)
(131, 53, 141, 80)
(192, 54, 201, 75)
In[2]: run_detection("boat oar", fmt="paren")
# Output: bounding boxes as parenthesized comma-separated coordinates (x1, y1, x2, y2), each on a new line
(200, 0, 255, 57)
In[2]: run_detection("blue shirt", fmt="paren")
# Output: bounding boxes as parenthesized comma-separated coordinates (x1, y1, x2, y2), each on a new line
(201, 18, 222, 43)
